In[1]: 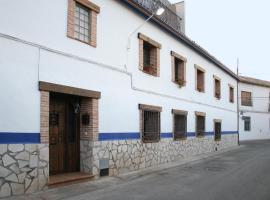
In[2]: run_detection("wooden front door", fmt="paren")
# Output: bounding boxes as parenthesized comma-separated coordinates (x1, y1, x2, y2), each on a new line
(49, 94, 80, 175)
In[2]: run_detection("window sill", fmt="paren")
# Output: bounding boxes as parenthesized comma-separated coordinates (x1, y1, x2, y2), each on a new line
(67, 35, 96, 48)
(141, 68, 158, 77)
(173, 80, 186, 87)
(196, 135, 205, 138)
(142, 140, 160, 143)
(196, 89, 205, 93)
(174, 137, 187, 141)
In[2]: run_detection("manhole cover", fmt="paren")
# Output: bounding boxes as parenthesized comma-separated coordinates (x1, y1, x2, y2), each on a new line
(205, 166, 226, 172)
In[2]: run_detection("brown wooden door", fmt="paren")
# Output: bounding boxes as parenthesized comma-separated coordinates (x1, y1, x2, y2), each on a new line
(49, 94, 80, 175)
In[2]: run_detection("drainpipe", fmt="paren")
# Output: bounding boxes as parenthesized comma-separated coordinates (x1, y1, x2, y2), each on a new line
(237, 58, 240, 146)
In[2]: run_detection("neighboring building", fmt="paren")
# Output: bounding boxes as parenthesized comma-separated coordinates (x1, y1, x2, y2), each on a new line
(0, 0, 239, 197)
(239, 76, 270, 141)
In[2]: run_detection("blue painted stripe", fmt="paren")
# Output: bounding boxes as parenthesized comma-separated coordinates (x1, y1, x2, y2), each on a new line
(160, 132, 173, 138)
(98, 131, 238, 141)
(99, 132, 140, 141)
(222, 131, 239, 135)
(0, 131, 238, 143)
(0, 132, 40, 144)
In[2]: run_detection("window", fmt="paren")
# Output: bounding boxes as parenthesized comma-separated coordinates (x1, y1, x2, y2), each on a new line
(214, 76, 221, 99)
(243, 116, 251, 131)
(195, 65, 205, 92)
(195, 112, 205, 137)
(172, 109, 187, 140)
(241, 91, 252, 106)
(171, 51, 186, 86)
(214, 120, 222, 141)
(74, 3, 90, 43)
(229, 85, 234, 103)
(139, 104, 162, 143)
(138, 33, 161, 77)
(67, 0, 100, 47)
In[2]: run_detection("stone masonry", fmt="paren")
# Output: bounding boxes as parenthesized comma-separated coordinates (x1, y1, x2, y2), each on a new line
(0, 144, 49, 198)
(92, 135, 238, 176)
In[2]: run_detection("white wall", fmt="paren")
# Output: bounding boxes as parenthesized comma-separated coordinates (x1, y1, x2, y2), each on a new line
(239, 82, 270, 140)
(0, 0, 238, 134)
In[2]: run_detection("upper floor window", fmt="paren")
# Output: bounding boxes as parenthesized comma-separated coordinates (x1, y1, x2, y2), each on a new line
(67, 0, 100, 47)
(171, 51, 187, 87)
(138, 33, 161, 77)
(74, 3, 90, 43)
(195, 112, 205, 137)
(214, 76, 221, 99)
(195, 65, 205, 92)
(229, 85, 234, 103)
(172, 109, 187, 140)
(241, 91, 252, 106)
(139, 104, 162, 143)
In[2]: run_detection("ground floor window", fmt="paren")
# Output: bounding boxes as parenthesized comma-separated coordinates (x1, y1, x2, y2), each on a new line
(195, 112, 205, 137)
(139, 104, 162, 143)
(243, 116, 251, 131)
(172, 109, 187, 140)
(214, 120, 222, 141)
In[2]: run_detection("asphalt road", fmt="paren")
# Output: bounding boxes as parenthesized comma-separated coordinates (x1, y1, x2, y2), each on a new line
(11, 140, 270, 200)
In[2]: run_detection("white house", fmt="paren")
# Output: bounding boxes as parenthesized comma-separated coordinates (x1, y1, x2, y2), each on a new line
(239, 76, 270, 141)
(0, 0, 239, 197)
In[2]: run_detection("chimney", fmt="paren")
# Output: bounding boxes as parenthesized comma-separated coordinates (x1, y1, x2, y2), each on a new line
(173, 1, 186, 33)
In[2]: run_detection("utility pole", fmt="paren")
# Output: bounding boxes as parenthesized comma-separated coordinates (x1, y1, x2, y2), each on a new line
(237, 58, 240, 145)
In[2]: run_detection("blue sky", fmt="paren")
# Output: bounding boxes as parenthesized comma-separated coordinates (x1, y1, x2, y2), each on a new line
(170, 0, 270, 81)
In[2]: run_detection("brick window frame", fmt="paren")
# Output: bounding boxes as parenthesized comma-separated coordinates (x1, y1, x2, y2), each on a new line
(171, 51, 187, 87)
(172, 109, 188, 140)
(194, 64, 205, 92)
(241, 91, 253, 106)
(229, 84, 234, 103)
(139, 104, 162, 143)
(138, 33, 162, 77)
(195, 111, 206, 138)
(67, 0, 100, 47)
(213, 75, 221, 99)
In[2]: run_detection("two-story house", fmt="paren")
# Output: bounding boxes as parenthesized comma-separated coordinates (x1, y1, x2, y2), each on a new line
(0, 0, 239, 197)
(239, 76, 270, 141)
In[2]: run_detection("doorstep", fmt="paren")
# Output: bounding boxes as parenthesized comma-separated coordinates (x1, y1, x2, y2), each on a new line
(49, 172, 94, 188)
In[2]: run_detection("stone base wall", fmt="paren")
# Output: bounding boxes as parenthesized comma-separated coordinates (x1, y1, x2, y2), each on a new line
(92, 135, 238, 176)
(0, 144, 49, 198)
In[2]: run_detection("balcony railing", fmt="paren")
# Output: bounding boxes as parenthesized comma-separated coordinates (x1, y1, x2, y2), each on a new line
(130, 0, 182, 33)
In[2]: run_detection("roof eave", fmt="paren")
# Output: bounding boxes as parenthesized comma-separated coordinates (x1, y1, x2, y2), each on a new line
(121, 0, 239, 80)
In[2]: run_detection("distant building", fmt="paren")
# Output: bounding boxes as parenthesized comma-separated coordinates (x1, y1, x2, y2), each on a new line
(239, 76, 270, 141)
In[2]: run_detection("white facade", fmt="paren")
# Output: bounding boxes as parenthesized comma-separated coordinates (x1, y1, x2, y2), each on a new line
(0, 0, 238, 134)
(239, 81, 270, 141)
(0, 0, 239, 197)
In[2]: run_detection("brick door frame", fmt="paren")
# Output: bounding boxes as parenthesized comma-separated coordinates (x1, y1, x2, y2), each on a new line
(39, 81, 101, 176)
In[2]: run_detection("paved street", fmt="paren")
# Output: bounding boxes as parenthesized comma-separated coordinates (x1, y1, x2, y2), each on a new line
(8, 140, 270, 200)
